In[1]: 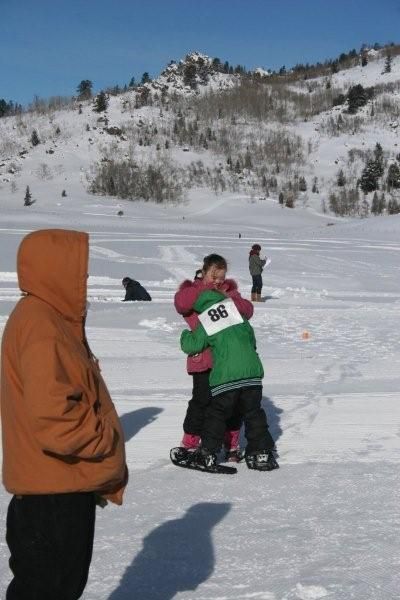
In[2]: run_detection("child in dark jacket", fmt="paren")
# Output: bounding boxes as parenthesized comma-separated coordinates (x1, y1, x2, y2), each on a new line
(180, 289, 278, 472)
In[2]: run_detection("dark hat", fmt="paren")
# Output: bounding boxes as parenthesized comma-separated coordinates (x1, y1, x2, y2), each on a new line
(252, 244, 261, 251)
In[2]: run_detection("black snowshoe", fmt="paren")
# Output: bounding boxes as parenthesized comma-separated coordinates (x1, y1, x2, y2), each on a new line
(245, 450, 279, 472)
(170, 447, 237, 475)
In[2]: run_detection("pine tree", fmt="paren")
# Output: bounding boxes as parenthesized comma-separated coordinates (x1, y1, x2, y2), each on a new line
(347, 84, 368, 114)
(183, 64, 197, 89)
(373, 142, 384, 177)
(31, 129, 40, 146)
(384, 54, 392, 74)
(337, 169, 346, 187)
(128, 76, 136, 88)
(244, 152, 252, 169)
(298, 176, 307, 192)
(360, 160, 379, 193)
(24, 185, 34, 206)
(76, 80, 93, 100)
(361, 52, 368, 67)
(329, 192, 338, 214)
(93, 91, 108, 113)
(387, 163, 400, 190)
(141, 72, 151, 84)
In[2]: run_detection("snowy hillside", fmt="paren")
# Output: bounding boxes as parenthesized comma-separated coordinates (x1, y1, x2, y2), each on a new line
(1, 47, 399, 220)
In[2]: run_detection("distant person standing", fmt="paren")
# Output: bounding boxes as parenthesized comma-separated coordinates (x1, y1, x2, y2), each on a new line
(122, 277, 152, 301)
(249, 244, 267, 302)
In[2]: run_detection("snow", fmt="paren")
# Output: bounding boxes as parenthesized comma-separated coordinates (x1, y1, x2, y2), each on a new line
(0, 49, 400, 599)
(0, 182, 400, 599)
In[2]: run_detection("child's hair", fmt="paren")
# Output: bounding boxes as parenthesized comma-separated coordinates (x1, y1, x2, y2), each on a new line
(194, 269, 203, 280)
(202, 254, 228, 273)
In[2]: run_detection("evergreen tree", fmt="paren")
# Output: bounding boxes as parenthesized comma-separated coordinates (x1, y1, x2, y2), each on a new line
(31, 129, 40, 146)
(24, 186, 34, 206)
(76, 80, 93, 100)
(212, 57, 221, 71)
(373, 142, 384, 177)
(331, 61, 339, 74)
(183, 63, 197, 89)
(128, 76, 136, 88)
(337, 169, 346, 187)
(244, 152, 252, 169)
(387, 163, 400, 189)
(141, 72, 151, 84)
(360, 160, 379, 193)
(93, 91, 108, 113)
(384, 54, 392, 74)
(347, 84, 369, 114)
(298, 176, 307, 191)
(361, 52, 368, 67)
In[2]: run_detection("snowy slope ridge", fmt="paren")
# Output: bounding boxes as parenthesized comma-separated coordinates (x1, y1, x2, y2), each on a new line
(0, 46, 399, 220)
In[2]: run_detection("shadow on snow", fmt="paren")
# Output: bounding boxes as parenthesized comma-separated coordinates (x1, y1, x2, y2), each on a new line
(119, 407, 163, 442)
(108, 502, 231, 600)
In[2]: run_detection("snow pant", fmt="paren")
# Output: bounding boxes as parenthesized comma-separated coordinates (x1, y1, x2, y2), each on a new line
(182, 370, 242, 448)
(251, 274, 263, 295)
(201, 385, 275, 455)
(6, 492, 96, 600)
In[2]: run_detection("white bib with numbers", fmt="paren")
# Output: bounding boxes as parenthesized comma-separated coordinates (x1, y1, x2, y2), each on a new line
(198, 298, 244, 336)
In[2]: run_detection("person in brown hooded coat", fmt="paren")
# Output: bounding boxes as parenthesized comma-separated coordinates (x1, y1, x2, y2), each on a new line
(0, 229, 128, 600)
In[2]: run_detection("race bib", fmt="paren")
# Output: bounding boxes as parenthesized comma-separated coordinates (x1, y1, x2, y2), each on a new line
(198, 298, 243, 336)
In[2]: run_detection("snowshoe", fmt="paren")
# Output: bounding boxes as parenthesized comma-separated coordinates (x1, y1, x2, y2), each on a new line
(245, 450, 279, 472)
(170, 447, 237, 474)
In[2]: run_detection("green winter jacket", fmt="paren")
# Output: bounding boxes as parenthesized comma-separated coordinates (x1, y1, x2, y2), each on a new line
(180, 290, 264, 396)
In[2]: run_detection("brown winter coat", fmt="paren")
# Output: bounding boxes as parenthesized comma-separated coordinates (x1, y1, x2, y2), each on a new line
(0, 229, 127, 504)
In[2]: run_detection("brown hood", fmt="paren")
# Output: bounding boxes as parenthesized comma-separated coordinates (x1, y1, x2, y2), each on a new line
(17, 229, 89, 322)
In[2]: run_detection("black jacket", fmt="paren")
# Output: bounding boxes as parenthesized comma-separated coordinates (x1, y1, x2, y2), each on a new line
(123, 279, 151, 302)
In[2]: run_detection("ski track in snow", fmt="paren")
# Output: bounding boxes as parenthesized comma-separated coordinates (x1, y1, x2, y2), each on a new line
(0, 213, 400, 599)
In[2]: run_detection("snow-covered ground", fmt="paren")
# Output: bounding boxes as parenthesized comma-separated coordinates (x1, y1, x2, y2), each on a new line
(0, 184, 400, 599)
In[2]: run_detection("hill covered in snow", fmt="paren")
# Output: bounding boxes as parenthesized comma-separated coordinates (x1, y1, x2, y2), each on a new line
(0, 45, 399, 219)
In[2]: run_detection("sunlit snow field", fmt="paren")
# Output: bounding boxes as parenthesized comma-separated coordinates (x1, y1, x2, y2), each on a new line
(0, 187, 400, 599)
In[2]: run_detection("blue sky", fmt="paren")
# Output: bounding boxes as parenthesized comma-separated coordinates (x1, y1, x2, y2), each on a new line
(1, 0, 399, 105)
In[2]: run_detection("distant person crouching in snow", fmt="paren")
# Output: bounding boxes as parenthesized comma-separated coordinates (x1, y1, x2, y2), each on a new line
(122, 277, 152, 301)
(249, 244, 267, 302)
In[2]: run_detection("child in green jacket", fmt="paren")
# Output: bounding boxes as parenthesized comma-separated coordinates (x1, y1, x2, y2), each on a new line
(180, 289, 278, 471)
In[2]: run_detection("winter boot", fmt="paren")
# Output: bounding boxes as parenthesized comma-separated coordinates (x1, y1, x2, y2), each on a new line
(245, 450, 279, 471)
(193, 447, 218, 469)
(251, 292, 257, 302)
(224, 448, 244, 463)
(181, 433, 201, 450)
(256, 293, 264, 302)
